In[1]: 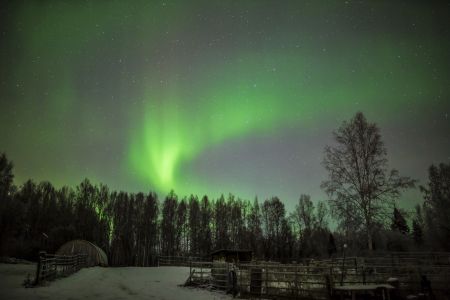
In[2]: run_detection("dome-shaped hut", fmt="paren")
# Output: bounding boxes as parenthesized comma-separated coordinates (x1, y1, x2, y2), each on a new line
(56, 240, 108, 267)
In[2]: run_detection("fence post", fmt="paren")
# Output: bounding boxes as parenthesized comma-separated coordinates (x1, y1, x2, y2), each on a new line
(237, 263, 241, 296)
(52, 256, 57, 280)
(34, 251, 46, 285)
(362, 266, 366, 284)
(189, 259, 192, 285)
(72, 255, 75, 273)
(265, 264, 268, 296)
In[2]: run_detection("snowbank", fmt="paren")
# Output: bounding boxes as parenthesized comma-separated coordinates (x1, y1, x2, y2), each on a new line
(0, 263, 232, 300)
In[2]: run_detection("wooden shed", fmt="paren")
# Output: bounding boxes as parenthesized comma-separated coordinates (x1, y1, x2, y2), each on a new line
(211, 249, 252, 263)
(56, 239, 108, 267)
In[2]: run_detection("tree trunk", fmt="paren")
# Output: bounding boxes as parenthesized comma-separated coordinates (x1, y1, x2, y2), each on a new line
(367, 229, 373, 251)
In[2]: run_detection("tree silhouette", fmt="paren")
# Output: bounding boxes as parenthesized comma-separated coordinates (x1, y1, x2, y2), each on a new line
(4, 148, 449, 263)
(321, 112, 415, 251)
(412, 219, 423, 246)
(161, 190, 178, 256)
(199, 195, 212, 255)
(248, 198, 262, 258)
(262, 197, 286, 260)
(327, 233, 337, 257)
(188, 195, 200, 255)
(421, 163, 450, 250)
(391, 207, 409, 235)
(0, 153, 16, 255)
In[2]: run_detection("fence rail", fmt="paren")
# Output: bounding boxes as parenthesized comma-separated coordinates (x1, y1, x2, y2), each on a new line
(34, 251, 88, 285)
(167, 252, 450, 299)
(157, 255, 210, 266)
(237, 262, 450, 299)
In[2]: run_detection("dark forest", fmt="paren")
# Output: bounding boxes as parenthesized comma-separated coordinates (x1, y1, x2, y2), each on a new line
(1, 113, 449, 266)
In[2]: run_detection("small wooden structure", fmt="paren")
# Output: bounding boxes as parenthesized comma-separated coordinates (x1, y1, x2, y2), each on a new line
(211, 249, 252, 263)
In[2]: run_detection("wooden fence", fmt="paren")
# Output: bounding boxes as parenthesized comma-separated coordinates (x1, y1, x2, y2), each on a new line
(186, 261, 232, 290)
(175, 252, 450, 299)
(236, 262, 450, 299)
(34, 251, 88, 285)
(157, 255, 209, 266)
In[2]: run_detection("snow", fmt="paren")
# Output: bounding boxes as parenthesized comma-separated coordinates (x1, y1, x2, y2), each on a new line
(0, 263, 232, 300)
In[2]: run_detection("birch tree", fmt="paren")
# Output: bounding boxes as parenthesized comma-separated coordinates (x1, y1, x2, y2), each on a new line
(321, 112, 415, 250)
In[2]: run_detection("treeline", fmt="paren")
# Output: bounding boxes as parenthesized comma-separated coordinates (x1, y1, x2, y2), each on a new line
(0, 152, 449, 266)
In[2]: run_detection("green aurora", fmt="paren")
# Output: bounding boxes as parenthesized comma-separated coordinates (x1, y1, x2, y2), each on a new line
(1, 1, 449, 208)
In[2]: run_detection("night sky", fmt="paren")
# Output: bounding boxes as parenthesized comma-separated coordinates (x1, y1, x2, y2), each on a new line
(1, 1, 449, 211)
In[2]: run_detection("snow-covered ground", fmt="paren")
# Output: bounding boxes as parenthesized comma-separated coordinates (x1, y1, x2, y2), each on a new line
(0, 263, 233, 300)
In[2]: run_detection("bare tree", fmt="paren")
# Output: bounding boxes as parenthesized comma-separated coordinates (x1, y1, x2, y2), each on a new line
(161, 190, 178, 256)
(321, 112, 415, 251)
(262, 197, 285, 260)
(188, 195, 200, 255)
(247, 198, 262, 258)
(293, 194, 315, 232)
(175, 198, 187, 254)
(199, 195, 212, 255)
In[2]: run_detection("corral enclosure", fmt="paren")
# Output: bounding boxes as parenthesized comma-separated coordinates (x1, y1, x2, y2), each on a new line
(176, 252, 450, 299)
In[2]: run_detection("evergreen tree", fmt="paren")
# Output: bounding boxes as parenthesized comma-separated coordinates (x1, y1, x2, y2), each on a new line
(421, 163, 450, 250)
(391, 207, 409, 234)
(327, 233, 337, 257)
(412, 219, 423, 246)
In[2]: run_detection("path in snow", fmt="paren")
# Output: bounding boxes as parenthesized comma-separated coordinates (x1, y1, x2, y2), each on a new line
(0, 263, 232, 300)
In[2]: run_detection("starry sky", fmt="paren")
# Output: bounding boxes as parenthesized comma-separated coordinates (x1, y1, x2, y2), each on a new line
(1, 1, 449, 211)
